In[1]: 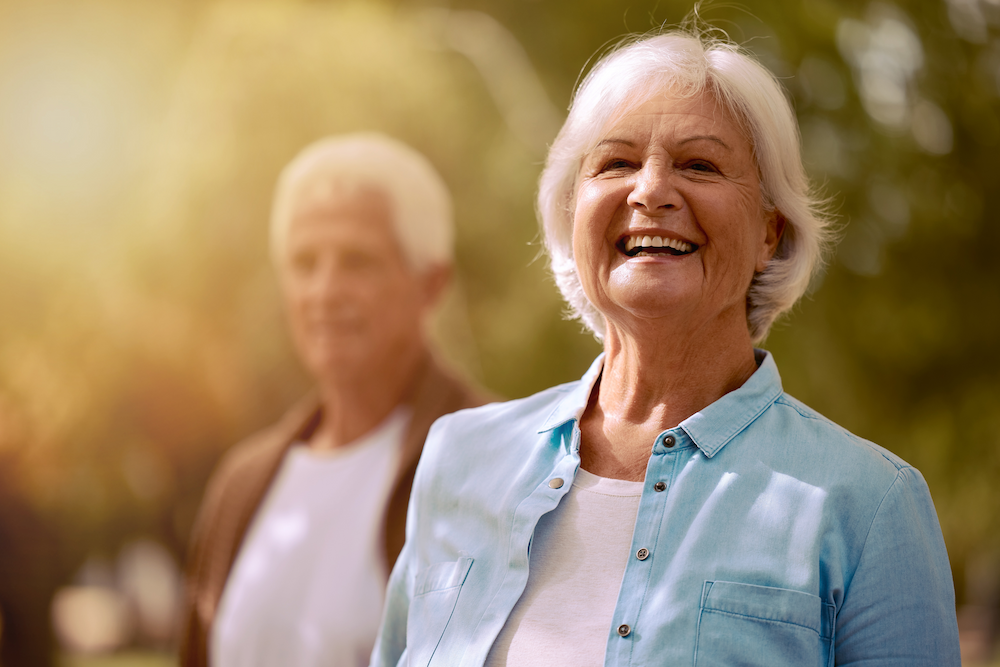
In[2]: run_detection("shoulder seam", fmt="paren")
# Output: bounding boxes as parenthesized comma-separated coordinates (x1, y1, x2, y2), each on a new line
(848, 466, 914, 589)
(772, 396, 904, 471)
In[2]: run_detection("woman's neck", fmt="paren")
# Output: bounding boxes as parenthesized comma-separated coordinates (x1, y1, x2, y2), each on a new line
(600, 320, 758, 427)
(579, 314, 758, 481)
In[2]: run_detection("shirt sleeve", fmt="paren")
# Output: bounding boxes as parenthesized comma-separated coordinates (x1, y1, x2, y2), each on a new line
(834, 465, 961, 666)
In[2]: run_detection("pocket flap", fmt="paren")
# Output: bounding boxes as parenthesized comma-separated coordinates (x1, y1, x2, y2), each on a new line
(702, 580, 832, 637)
(414, 556, 474, 597)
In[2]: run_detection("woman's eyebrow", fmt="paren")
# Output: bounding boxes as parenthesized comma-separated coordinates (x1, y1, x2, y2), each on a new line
(594, 138, 636, 149)
(678, 134, 731, 150)
(594, 135, 731, 151)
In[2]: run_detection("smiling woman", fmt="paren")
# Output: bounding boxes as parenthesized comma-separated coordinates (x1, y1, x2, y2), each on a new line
(540, 34, 829, 344)
(371, 29, 961, 667)
(571, 93, 782, 365)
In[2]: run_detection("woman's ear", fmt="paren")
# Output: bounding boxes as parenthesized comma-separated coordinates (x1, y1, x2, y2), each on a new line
(757, 210, 786, 272)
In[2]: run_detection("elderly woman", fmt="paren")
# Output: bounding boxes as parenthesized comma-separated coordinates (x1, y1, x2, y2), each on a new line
(371, 31, 960, 666)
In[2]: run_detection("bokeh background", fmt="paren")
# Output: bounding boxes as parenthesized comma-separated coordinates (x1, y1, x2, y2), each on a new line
(0, 0, 997, 664)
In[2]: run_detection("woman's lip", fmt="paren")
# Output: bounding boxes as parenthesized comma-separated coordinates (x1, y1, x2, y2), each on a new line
(618, 233, 699, 256)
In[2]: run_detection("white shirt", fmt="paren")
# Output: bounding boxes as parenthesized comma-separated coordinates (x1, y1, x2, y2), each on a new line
(212, 407, 409, 667)
(485, 468, 643, 666)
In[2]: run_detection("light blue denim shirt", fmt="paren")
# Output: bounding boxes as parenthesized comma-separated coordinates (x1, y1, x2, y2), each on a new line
(372, 352, 960, 667)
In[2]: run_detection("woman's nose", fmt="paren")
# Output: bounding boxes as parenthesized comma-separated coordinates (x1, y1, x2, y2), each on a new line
(626, 163, 680, 213)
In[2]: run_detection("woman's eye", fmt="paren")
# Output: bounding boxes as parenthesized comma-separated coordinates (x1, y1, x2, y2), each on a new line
(602, 159, 633, 171)
(687, 161, 717, 173)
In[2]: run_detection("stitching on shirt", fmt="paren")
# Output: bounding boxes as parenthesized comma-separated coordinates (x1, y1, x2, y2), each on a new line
(773, 396, 905, 472)
(700, 607, 823, 635)
(842, 467, 907, 599)
(623, 452, 676, 665)
(537, 362, 603, 433)
(537, 387, 579, 432)
(422, 584, 468, 665)
(464, 456, 568, 665)
(695, 385, 782, 457)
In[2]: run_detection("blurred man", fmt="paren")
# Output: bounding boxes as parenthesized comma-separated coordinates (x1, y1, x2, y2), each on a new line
(179, 134, 490, 667)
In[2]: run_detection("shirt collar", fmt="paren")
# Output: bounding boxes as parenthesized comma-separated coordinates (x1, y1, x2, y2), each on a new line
(680, 349, 783, 458)
(537, 350, 784, 459)
(538, 354, 606, 433)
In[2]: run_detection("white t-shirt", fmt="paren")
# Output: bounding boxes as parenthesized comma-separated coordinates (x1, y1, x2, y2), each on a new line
(211, 407, 410, 667)
(485, 468, 643, 666)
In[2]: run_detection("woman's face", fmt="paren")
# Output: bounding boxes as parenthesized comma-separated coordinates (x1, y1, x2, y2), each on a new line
(572, 88, 782, 336)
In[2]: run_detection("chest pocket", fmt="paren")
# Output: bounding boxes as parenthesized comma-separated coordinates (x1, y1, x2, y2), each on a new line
(406, 556, 474, 667)
(694, 580, 835, 667)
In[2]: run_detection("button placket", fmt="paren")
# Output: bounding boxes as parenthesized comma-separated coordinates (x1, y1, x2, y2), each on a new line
(607, 431, 679, 661)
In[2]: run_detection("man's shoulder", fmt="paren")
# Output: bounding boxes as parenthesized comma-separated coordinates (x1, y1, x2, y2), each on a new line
(207, 396, 320, 500)
(212, 425, 286, 486)
(184, 397, 319, 580)
(420, 358, 496, 414)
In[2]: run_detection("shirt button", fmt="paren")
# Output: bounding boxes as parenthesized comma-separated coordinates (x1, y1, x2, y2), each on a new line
(636, 548, 649, 560)
(617, 624, 631, 637)
(664, 435, 676, 448)
(548, 478, 564, 489)
(654, 481, 667, 492)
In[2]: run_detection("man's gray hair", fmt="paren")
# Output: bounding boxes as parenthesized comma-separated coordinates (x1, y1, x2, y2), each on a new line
(271, 133, 453, 270)
(538, 31, 834, 343)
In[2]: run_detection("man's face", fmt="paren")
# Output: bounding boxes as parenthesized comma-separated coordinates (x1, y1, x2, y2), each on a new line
(278, 185, 432, 382)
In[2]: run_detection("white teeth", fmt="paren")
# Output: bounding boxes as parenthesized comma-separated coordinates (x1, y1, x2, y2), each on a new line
(624, 234, 694, 254)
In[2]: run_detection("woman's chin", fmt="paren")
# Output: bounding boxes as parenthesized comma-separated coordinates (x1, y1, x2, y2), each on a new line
(603, 276, 699, 319)
(602, 298, 696, 331)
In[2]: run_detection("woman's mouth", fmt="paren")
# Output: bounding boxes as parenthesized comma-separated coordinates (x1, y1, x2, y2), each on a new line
(619, 235, 698, 257)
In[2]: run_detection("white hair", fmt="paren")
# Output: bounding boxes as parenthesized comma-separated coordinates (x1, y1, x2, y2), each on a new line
(538, 31, 834, 343)
(271, 133, 453, 271)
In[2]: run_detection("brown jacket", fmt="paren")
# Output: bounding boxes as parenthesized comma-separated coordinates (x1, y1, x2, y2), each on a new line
(178, 355, 490, 667)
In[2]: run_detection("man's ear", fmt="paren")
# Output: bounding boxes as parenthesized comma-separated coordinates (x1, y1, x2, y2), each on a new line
(420, 263, 453, 309)
(757, 210, 786, 273)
